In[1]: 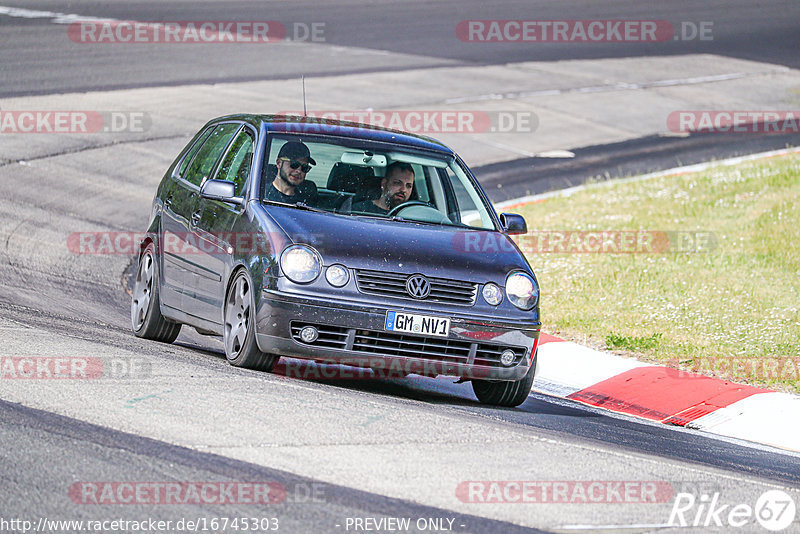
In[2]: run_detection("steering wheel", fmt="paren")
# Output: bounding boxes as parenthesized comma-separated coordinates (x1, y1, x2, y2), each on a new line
(387, 200, 434, 217)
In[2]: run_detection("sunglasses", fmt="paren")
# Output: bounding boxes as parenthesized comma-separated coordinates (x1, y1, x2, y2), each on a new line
(279, 158, 312, 173)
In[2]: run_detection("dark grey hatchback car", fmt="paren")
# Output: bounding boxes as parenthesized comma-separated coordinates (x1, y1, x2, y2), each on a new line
(132, 115, 541, 406)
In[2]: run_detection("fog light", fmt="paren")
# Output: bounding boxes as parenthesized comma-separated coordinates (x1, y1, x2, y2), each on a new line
(300, 326, 319, 343)
(500, 349, 516, 366)
(482, 283, 503, 306)
(325, 264, 349, 287)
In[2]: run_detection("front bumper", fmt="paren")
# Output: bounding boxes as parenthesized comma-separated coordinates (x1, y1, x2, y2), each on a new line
(255, 290, 540, 381)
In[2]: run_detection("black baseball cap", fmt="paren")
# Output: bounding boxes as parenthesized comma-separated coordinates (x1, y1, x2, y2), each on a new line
(278, 141, 316, 165)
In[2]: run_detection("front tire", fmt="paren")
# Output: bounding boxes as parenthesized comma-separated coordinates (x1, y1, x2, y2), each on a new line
(472, 349, 537, 407)
(223, 270, 277, 372)
(131, 243, 181, 343)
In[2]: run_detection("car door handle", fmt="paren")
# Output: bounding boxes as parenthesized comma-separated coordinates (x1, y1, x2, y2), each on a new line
(164, 194, 173, 207)
(191, 210, 201, 225)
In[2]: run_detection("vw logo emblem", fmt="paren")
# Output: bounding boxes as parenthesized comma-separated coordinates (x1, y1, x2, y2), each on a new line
(406, 274, 431, 299)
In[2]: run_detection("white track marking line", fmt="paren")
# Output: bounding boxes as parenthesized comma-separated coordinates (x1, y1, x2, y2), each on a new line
(445, 69, 789, 104)
(0, 6, 118, 24)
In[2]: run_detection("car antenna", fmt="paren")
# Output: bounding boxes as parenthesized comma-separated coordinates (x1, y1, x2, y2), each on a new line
(302, 75, 307, 117)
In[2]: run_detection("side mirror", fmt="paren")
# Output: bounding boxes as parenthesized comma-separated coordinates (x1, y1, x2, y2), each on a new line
(499, 213, 527, 235)
(200, 179, 244, 205)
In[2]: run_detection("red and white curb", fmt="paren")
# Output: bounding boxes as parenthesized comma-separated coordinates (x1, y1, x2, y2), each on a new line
(506, 148, 800, 453)
(534, 334, 800, 452)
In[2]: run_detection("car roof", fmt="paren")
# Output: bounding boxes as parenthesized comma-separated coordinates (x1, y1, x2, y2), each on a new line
(211, 114, 456, 155)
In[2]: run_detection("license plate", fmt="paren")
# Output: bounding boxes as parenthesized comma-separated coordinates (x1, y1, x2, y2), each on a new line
(385, 311, 450, 337)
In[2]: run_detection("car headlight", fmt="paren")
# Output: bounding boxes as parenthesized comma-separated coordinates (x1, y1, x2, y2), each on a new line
(482, 282, 503, 306)
(325, 264, 349, 287)
(280, 244, 321, 283)
(505, 272, 538, 310)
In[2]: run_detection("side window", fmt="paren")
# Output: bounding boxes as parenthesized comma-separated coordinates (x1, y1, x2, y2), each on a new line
(442, 167, 486, 228)
(414, 165, 432, 202)
(177, 127, 214, 178)
(182, 123, 239, 187)
(215, 128, 254, 196)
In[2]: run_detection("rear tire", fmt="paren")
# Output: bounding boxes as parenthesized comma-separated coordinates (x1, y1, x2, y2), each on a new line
(224, 270, 277, 372)
(131, 243, 181, 343)
(472, 349, 537, 407)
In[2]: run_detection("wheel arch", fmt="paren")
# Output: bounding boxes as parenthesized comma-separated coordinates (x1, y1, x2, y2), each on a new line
(225, 256, 267, 306)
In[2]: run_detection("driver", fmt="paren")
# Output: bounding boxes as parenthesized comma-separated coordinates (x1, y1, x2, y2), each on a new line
(264, 141, 317, 204)
(352, 162, 414, 215)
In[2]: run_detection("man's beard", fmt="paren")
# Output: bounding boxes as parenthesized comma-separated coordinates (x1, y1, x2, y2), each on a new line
(279, 167, 300, 187)
(385, 192, 405, 209)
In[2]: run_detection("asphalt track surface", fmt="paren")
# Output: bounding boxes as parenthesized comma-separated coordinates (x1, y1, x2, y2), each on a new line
(1, 400, 544, 533)
(1, 0, 799, 96)
(2, 2, 800, 532)
(474, 130, 800, 202)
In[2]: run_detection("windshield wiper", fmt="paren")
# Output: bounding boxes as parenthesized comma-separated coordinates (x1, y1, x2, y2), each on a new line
(262, 200, 327, 213)
(295, 201, 327, 213)
(353, 213, 403, 222)
(353, 214, 453, 227)
(402, 218, 449, 227)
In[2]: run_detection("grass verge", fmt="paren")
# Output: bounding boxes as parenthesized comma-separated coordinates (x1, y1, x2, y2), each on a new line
(508, 152, 800, 393)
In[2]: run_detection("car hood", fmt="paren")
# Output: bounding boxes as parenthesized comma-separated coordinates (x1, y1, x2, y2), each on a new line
(263, 205, 530, 282)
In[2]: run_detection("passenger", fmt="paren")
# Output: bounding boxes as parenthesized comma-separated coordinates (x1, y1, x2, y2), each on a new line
(352, 162, 414, 215)
(264, 141, 318, 204)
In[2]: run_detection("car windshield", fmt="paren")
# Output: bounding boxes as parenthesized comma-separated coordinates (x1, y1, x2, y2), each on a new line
(260, 136, 497, 230)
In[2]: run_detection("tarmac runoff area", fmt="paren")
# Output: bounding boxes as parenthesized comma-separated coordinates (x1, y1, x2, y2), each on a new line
(499, 148, 800, 454)
(2, 53, 799, 171)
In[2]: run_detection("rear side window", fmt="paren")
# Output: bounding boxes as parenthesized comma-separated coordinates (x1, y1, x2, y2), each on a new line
(182, 123, 239, 187)
(215, 128, 254, 196)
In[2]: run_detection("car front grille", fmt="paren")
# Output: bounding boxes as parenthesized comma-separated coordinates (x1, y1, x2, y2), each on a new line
(352, 329, 471, 363)
(290, 322, 524, 368)
(354, 269, 478, 306)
